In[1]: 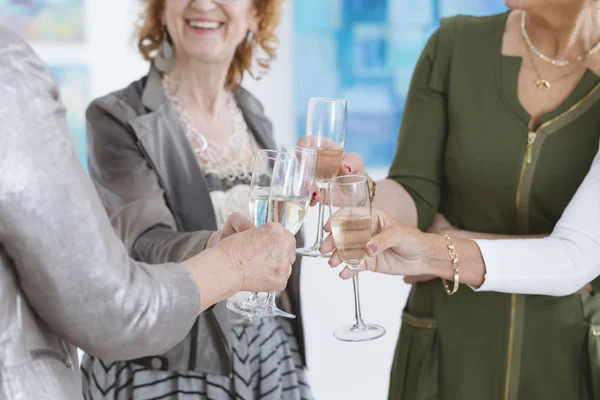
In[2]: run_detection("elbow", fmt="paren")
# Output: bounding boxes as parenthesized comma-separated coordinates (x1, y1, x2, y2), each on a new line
(79, 306, 191, 362)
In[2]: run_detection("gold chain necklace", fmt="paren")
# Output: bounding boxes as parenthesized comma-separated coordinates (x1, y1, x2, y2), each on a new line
(521, 11, 600, 67)
(525, 46, 583, 91)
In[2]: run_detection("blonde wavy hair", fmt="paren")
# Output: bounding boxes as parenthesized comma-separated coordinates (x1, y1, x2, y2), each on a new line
(136, 0, 283, 89)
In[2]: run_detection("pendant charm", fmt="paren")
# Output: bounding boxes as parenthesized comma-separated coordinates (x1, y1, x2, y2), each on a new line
(534, 79, 551, 91)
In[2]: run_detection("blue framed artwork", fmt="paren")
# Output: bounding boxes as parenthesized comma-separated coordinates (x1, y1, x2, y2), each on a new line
(0, 0, 85, 42)
(294, 0, 507, 168)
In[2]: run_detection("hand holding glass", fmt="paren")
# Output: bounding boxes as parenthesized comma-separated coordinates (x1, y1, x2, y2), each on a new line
(296, 97, 347, 258)
(226, 149, 278, 317)
(263, 145, 318, 318)
(329, 175, 386, 341)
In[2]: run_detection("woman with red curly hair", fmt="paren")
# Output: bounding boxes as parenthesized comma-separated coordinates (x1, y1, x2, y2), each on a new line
(80, 0, 312, 399)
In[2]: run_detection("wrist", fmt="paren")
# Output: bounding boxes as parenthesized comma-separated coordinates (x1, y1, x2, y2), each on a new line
(183, 247, 242, 312)
(424, 233, 454, 279)
(215, 246, 244, 293)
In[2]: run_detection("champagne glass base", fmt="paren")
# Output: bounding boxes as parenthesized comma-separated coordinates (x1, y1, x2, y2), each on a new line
(226, 299, 264, 318)
(296, 246, 332, 258)
(334, 323, 386, 342)
(259, 305, 297, 319)
(227, 299, 296, 319)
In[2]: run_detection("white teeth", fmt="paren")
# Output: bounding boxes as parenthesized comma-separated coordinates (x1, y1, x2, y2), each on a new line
(188, 21, 220, 29)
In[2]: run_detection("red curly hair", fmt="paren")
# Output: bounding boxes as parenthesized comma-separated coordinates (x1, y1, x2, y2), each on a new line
(136, 0, 282, 89)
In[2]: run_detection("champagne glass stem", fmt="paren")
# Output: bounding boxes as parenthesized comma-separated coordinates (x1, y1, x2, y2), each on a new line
(265, 292, 276, 307)
(313, 186, 327, 247)
(351, 271, 367, 329)
(248, 292, 259, 304)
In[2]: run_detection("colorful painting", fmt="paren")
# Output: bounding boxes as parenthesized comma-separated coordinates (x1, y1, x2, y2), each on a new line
(0, 0, 85, 42)
(294, 0, 508, 168)
(51, 65, 88, 166)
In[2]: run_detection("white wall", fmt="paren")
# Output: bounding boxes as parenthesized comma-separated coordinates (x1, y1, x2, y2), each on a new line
(32, 1, 412, 398)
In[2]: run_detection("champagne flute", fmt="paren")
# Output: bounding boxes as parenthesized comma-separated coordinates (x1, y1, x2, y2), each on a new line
(261, 145, 318, 318)
(296, 97, 347, 258)
(226, 149, 279, 318)
(329, 175, 386, 341)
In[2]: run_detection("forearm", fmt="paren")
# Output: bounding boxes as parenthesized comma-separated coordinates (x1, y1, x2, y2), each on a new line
(182, 247, 241, 312)
(373, 179, 418, 228)
(133, 226, 213, 264)
(423, 231, 599, 296)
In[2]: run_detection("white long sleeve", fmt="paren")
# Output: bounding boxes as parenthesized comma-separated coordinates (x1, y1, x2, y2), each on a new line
(474, 148, 600, 296)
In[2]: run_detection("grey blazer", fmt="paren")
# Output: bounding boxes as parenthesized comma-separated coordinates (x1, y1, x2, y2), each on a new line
(0, 29, 201, 400)
(86, 66, 306, 376)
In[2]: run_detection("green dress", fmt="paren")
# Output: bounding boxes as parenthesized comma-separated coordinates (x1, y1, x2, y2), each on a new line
(387, 13, 600, 400)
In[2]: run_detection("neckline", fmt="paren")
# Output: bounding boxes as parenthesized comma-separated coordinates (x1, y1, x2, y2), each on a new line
(496, 11, 600, 127)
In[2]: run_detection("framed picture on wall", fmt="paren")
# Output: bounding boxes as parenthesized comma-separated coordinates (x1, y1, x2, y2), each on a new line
(294, 0, 507, 169)
(0, 0, 85, 43)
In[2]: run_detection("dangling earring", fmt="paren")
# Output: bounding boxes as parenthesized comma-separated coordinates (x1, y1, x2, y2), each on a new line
(246, 30, 263, 80)
(246, 31, 255, 45)
(155, 26, 176, 73)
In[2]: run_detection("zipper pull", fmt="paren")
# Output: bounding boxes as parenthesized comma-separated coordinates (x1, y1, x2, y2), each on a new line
(526, 132, 537, 165)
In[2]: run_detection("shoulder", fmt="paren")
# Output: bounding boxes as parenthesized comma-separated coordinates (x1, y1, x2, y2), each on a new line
(233, 86, 267, 117)
(419, 12, 508, 90)
(443, 12, 508, 36)
(86, 75, 149, 127)
(426, 12, 508, 54)
(0, 28, 57, 101)
(0, 28, 66, 150)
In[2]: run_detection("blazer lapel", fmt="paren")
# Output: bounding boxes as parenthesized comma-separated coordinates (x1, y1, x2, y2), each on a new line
(130, 67, 218, 231)
(234, 88, 277, 150)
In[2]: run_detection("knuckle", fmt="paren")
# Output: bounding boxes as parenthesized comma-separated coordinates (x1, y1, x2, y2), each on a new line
(264, 222, 278, 233)
(391, 224, 403, 236)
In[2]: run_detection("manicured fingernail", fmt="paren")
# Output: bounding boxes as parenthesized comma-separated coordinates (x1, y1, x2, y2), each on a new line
(368, 243, 378, 255)
(344, 164, 351, 173)
(312, 191, 317, 199)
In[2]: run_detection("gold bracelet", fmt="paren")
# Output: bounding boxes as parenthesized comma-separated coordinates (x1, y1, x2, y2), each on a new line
(442, 234, 460, 295)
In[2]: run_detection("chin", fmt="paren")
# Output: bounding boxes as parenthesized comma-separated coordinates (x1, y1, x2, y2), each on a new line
(504, 0, 540, 10)
(184, 45, 222, 62)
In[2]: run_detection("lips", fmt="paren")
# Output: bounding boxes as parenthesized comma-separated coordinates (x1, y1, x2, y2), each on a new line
(186, 20, 223, 30)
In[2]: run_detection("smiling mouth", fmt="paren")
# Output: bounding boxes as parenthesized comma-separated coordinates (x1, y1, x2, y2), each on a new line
(187, 20, 224, 30)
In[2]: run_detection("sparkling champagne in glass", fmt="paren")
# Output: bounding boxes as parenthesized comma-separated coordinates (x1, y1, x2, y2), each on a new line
(226, 150, 278, 318)
(329, 175, 386, 342)
(296, 97, 347, 258)
(261, 145, 318, 318)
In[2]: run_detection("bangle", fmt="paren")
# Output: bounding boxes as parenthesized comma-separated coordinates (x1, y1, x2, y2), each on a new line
(441, 234, 460, 295)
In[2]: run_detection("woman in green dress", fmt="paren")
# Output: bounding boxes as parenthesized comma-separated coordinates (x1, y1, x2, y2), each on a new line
(336, 1, 600, 399)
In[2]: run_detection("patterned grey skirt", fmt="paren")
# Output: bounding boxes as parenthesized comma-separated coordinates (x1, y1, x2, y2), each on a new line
(81, 318, 312, 400)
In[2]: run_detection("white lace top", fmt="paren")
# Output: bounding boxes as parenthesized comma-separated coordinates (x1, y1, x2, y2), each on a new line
(163, 75, 260, 228)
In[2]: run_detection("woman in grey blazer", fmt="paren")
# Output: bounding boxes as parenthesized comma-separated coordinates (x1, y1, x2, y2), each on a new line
(0, 27, 297, 400)
(81, 0, 311, 399)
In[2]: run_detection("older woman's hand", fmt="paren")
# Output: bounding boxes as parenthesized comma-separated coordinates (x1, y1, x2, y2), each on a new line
(320, 209, 433, 279)
(217, 222, 297, 293)
(206, 213, 255, 249)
